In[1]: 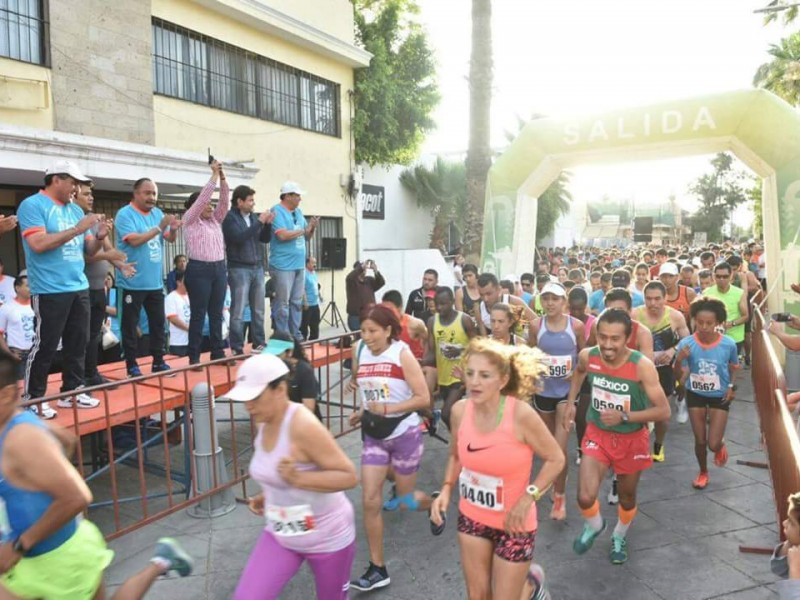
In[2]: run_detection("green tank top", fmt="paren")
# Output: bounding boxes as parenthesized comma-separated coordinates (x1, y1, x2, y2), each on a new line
(586, 347, 649, 433)
(702, 285, 745, 343)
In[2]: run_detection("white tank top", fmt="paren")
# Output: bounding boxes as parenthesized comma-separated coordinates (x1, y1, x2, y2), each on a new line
(356, 339, 420, 439)
(480, 293, 510, 328)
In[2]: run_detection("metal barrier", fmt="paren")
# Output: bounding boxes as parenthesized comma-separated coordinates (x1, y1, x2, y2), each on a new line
(746, 306, 800, 547)
(22, 332, 359, 540)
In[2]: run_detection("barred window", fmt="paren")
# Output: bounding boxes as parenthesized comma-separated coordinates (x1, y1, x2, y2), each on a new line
(0, 0, 48, 65)
(307, 217, 343, 266)
(152, 19, 341, 137)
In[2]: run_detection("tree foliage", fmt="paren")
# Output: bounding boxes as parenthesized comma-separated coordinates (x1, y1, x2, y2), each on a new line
(761, 1, 800, 25)
(536, 173, 573, 242)
(687, 153, 752, 243)
(750, 179, 763, 239)
(753, 31, 800, 105)
(352, 0, 440, 166)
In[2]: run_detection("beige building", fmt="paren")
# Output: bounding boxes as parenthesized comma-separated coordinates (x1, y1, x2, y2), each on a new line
(0, 0, 370, 317)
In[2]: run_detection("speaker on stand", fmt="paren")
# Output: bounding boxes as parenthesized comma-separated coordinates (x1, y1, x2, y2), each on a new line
(633, 216, 653, 244)
(319, 238, 347, 329)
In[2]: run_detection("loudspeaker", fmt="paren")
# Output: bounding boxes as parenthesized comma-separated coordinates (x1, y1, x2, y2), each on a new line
(321, 237, 347, 270)
(633, 217, 653, 235)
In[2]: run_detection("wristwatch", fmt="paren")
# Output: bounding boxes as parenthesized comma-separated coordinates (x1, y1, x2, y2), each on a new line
(620, 411, 630, 423)
(12, 537, 27, 556)
(728, 384, 737, 392)
(526, 484, 543, 502)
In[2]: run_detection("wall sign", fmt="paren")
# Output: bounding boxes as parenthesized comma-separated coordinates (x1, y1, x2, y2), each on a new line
(361, 184, 385, 220)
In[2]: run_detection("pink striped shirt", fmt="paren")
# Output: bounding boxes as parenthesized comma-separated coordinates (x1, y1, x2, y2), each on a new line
(182, 177, 230, 262)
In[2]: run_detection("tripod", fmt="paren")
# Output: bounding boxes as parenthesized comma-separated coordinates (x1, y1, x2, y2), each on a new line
(320, 267, 346, 330)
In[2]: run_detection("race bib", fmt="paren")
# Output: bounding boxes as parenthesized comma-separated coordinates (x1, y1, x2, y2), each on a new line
(547, 355, 573, 378)
(266, 504, 315, 537)
(361, 380, 391, 405)
(689, 372, 721, 393)
(459, 468, 504, 511)
(591, 388, 631, 412)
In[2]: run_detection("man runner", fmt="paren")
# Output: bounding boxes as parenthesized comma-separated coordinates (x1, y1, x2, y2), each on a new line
(475, 273, 535, 336)
(702, 262, 748, 359)
(564, 309, 670, 565)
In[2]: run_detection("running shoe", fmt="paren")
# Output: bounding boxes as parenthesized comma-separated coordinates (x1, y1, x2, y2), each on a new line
(714, 443, 729, 468)
(57, 391, 100, 409)
(430, 409, 442, 437)
(573, 519, 607, 555)
(429, 491, 446, 536)
(383, 483, 398, 511)
(550, 492, 566, 521)
(152, 537, 194, 577)
(676, 399, 689, 424)
(30, 402, 57, 420)
(127, 365, 143, 378)
(607, 477, 619, 505)
(651, 443, 665, 463)
(692, 471, 709, 489)
(527, 562, 551, 600)
(609, 534, 628, 565)
(350, 563, 390, 591)
(575, 448, 582, 465)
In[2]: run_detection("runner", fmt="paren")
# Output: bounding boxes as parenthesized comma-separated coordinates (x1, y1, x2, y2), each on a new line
(568, 286, 595, 466)
(529, 282, 584, 520)
(727, 254, 762, 367)
(424, 287, 477, 429)
(702, 262, 749, 359)
(563, 309, 671, 565)
(673, 297, 739, 489)
(634, 281, 689, 462)
(660, 262, 696, 326)
(429, 338, 564, 600)
(489, 302, 528, 346)
(455, 264, 481, 315)
(348, 305, 434, 591)
(0, 354, 192, 599)
(229, 353, 358, 599)
(475, 273, 535, 336)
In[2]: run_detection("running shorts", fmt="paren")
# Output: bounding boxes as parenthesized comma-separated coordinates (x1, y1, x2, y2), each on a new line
(456, 513, 535, 563)
(581, 422, 652, 475)
(685, 389, 731, 412)
(361, 426, 423, 475)
(533, 395, 567, 414)
(657, 365, 675, 397)
(1, 519, 113, 600)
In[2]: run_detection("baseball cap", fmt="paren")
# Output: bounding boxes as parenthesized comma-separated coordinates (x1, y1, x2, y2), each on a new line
(280, 181, 306, 196)
(45, 160, 91, 183)
(225, 354, 289, 401)
(659, 263, 679, 276)
(540, 282, 566, 297)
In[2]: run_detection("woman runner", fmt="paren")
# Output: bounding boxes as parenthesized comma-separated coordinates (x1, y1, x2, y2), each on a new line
(673, 297, 739, 489)
(230, 354, 358, 599)
(430, 338, 564, 600)
(490, 303, 528, 346)
(455, 263, 481, 316)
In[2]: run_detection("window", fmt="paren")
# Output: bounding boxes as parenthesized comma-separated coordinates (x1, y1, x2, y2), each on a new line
(152, 19, 341, 137)
(0, 0, 48, 65)
(307, 217, 343, 267)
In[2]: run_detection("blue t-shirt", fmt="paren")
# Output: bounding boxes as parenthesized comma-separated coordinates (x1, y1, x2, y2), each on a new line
(115, 204, 166, 291)
(676, 333, 739, 398)
(521, 291, 533, 305)
(18, 192, 89, 295)
(305, 269, 320, 306)
(268, 204, 307, 271)
(590, 288, 644, 313)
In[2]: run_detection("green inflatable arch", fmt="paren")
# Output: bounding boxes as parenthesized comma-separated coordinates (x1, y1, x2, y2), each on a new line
(481, 89, 800, 315)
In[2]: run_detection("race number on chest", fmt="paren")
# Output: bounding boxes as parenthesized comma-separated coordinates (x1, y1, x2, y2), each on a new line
(266, 504, 316, 537)
(591, 387, 631, 412)
(460, 468, 504, 511)
(547, 355, 573, 378)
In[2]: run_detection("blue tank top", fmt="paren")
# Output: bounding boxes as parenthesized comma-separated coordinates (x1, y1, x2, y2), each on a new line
(537, 316, 578, 398)
(0, 412, 77, 556)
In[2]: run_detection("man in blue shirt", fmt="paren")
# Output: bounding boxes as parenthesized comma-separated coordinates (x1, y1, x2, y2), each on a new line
(268, 182, 319, 341)
(18, 161, 106, 418)
(301, 256, 321, 340)
(115, 178, 181, 377)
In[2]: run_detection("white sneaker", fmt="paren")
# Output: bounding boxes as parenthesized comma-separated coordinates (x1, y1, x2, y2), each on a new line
(677, 399, 689, 424)
(57, 392, 100, 409)
(30, 402, 57, 420)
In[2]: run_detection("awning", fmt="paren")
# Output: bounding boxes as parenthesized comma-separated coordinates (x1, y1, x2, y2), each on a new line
(0, 124, 259, 194)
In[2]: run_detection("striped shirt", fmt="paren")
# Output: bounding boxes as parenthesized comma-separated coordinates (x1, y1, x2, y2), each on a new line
(183, 178, 230, 262)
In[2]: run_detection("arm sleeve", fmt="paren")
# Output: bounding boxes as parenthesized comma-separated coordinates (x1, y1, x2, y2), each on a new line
(258, 220, 271, 244)
(214, 179, 230, 222)
(405, 292, 415, 315)
(271, 207, 290, 235)
(182, 178, 217, 226)
(0, 306, 9, 334)
(372, 271, 386, 291)
(164, 293, 177, 318)
(17, 199, 45, 238)
(114, 209, 136, 244)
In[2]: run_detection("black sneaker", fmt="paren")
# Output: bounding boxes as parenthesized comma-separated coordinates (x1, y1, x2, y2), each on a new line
(350, 562, 390, 591)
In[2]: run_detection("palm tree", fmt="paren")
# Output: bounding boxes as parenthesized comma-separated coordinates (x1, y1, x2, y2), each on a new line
(753, 32, 800, 106)
(536, 173, 573, 242)
(464, 0, 493, 261)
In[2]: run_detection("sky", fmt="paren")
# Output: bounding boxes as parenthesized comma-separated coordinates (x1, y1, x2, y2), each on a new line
(417, 0, 792, 225)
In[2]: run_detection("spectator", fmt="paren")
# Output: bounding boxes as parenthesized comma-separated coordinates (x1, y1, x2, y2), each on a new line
(164, 271, 191, 357)
(0, 258, 15, 306)
(268, 181, 319, 341)
(115, 177, 181, 377)
(165, 254, 186, 293)
(18, 161, 105, 418)
(0, 214, 17, 238)
(101, 272, 122, 364)
(0, 275, 34, 380)
(345, 260, 385, 331)
(222, 183, 272, 355)
(452, 253, 465, 289)
(265, 331, 322, 419)
(768, 314, 800, 352)
(519, 272, 535, 304)
(405, 268, 438, 321)
(301, 256, 321, 340)
(182, 161, 230, 366)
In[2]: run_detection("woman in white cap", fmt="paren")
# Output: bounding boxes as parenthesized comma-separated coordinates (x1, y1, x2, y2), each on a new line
(230, 353, 357, 600)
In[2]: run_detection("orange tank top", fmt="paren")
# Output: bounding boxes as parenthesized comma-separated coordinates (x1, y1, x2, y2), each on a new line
(666, 285, 691, 324)
(399, 314, 424, 359)
(457, 396, 536, 531)
(626, 319, 641, 350)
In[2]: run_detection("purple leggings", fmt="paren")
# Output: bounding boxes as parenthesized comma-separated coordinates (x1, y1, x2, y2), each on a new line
(234, 530, 356, 600)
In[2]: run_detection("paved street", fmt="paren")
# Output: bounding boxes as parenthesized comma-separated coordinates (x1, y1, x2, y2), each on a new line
(106, 369, 784, 599)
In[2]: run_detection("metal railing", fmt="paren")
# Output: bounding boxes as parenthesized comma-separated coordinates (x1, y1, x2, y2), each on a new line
(25, 332, 358, 540)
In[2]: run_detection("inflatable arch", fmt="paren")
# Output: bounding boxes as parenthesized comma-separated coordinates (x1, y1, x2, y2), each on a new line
(481, 89, 800, 314)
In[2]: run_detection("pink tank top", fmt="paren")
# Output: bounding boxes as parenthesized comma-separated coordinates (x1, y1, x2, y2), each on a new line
(249, 402, 355, 553)
(457, 397, 537, 531)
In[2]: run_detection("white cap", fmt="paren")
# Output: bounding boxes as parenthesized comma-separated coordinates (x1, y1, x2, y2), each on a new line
(45, 160, 91, 183)
(503, 273, 519, 283)
(540, 282, 567, 297)
(280, 181, 306, 196)
(225, 354, 289, 402)
(659, 263, 679, 276)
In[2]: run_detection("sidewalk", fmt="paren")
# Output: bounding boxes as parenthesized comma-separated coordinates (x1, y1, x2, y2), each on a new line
(105, 367, 784, 599)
